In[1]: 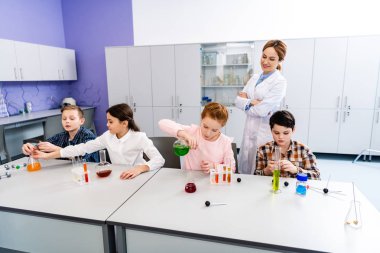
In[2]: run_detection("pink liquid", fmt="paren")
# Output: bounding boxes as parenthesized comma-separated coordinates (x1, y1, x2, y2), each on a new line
(185, 182, 196, 193)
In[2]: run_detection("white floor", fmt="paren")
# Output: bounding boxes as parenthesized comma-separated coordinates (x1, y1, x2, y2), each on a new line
(317, 154, 380, 212)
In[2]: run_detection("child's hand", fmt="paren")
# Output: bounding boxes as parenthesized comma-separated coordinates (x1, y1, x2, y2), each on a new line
(200, 160, 212, 173)
(120, 165, 148, 180)
(280, 160, 297, 175)
(179, 131, 197, 149)
(31, 150, 49, 159)
(22, 143, 36, 155)
(263, 161, 277, 175)
(37, 142, 60, 152)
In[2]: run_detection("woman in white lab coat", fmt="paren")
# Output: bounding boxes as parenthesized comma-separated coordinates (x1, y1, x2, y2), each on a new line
(235, 40, 287, 174)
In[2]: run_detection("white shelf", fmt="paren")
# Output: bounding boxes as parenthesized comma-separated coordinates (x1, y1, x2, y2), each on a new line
(202, 85, 244, 88)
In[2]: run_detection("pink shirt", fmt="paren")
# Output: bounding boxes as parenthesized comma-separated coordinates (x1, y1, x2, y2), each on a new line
(158, 119, 236, 171)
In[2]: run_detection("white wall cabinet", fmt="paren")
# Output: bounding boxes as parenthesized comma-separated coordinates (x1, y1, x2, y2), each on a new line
(0, 39, 76, 82)
(133, 107, 154, 137)
(40, 46, 77, 81)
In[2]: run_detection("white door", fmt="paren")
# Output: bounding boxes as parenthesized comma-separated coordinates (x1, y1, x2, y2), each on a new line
(105, 47, 130, 106)
(338, 109, 373, 154)
(14, 41, 41, 81)
(311, 37, 347, 109)
(177, 107, 201, 126)
(371, 109, 380, 152)
(134, 107, 154, 137)
(60, 48, 77, 80)
(153, 107, 176, 136)
(175, 44, 201, 107)
(151, 46, 176, 106)
(289, 108, 310, 145)
(282, 39, 314, 109)
(128, 47, 152, 107)
(0, 39, 18, 81)
(343, 36, 380, 109)
(308, 109, 340, 153)
(224, 107, 245, 148)
(39, 45, 60, 80)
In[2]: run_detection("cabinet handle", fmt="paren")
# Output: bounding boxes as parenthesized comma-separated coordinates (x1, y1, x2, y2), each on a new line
(377, 111, 379, 123)
(348, 105, 351, 110)
(61, 69, 64, 80)
(58, 69, 61, 79)
(130, 96, 134, 106)
(171, 108, 174, 119)
(19, 68, 23, 80)
(378, 97, 380, 109)
(335, 111, 339, 122)
(336, 96, 340, 108)
(14, 68, 18, 80)
(285, 105, 289, 109)
(344, 96, 348, 108)
(133, 108, 136, 112)
(176, 96, 179, 107)
(343, 111, 346, 122)
(171, 96, 174, 106)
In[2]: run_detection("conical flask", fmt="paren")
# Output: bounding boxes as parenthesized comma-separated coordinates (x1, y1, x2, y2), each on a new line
(27, 156, 41, 172)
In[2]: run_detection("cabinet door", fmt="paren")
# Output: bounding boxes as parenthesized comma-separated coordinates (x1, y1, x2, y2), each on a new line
(253, 40, 266, 74)
(343, 36, 380, 109)
(371, 110, 380, 151)
(134, 107, 154, 137)
(311, 38, 347, 109)
(175, 44, 201, 107)
(177, 107, 201, 126)
(282, 39, 314, 109)
(105, 47, 130, 106)
(39, 45, 60, 80)
(151, 46, 176, 106)
(225, 107, 245, 148)
(14, 41, 41, 81)
(153, 107, 176, 136)
(0, 39, 18, 81)
(338, 109, 373, 154)
(289, 108, 310, 145)
(308, 109, 340, 153)
(128, 47, 152, 107)
(60, 48, 77, 80)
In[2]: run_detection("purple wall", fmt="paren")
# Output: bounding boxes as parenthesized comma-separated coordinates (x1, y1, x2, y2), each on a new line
(0, 0, 71, 115)
(62, 0, 134, 134)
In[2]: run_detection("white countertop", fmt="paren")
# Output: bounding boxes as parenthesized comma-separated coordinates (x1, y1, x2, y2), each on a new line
(0, 107, 94, 126)
(107, 168, 380, 253)
(0, 157, 157, 223)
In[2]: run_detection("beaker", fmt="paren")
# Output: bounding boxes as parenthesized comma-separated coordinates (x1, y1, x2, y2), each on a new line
(95, 150, 112, 177)
(27, 156, 41, 172)
(173, 139, 190, 157)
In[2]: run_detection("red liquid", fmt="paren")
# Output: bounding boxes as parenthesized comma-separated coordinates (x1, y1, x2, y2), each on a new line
(215, 174, 219, 184)
(185, 182, 196, 193)
(96, 169, 112, 177)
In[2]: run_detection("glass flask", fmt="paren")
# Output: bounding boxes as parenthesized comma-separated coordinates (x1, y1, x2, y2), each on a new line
(95, 150, 112, 177)
(173, 139, 190, 157)
(185, 170, 196, 193)
(27, 156, 41, 172)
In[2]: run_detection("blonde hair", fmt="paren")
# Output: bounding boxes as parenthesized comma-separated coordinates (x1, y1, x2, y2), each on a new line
(201, 102, 229, 126)
(61, 105, 84, 118)
(263, 40, 287, 71)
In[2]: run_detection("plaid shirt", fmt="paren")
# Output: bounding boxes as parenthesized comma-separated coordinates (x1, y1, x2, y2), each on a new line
(255, 140, 320, 180)
(47, 127, 99, 162)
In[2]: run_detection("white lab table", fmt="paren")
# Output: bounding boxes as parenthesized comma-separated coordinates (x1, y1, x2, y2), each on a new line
(0, 157, 158, 253)
(107, 168, 380, 253)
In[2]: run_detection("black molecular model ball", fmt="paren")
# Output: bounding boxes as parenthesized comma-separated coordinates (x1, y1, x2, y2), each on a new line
(237, 178, 241, 183)
(205, 201, 211, 207)
(323, 188, 329, 194)
(284, 181, 289, 187)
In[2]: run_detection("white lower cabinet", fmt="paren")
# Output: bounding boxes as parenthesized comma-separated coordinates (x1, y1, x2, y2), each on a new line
(371, 110, 380, 152)
(224, 107, 245, 148)
(133, 107, 154, 137)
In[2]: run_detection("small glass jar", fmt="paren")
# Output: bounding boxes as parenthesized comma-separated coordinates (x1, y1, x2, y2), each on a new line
(296, 173, 308, 195)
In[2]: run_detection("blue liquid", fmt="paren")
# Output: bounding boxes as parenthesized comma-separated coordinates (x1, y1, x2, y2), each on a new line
(296, 185, 307, 195)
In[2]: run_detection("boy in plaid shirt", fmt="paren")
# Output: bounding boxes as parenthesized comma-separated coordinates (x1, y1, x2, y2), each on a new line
(22, 105, 99, 162)
(255, 110, 320, 179)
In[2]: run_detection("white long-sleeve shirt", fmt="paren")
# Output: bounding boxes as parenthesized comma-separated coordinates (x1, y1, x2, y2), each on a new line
(60, 130, 165, 171)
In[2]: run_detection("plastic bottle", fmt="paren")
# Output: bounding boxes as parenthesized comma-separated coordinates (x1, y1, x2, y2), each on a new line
(296, 173, 308, 195)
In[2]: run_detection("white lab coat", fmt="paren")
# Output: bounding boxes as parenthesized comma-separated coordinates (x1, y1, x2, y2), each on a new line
(235, 70, 287, 174)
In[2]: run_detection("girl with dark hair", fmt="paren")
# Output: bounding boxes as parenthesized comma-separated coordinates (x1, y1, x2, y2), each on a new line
(33, 103, 165, 179)
(235, 40, 287, 175)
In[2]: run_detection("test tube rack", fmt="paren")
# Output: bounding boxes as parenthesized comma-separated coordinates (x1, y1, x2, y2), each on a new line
(210, 164, 233, 184)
